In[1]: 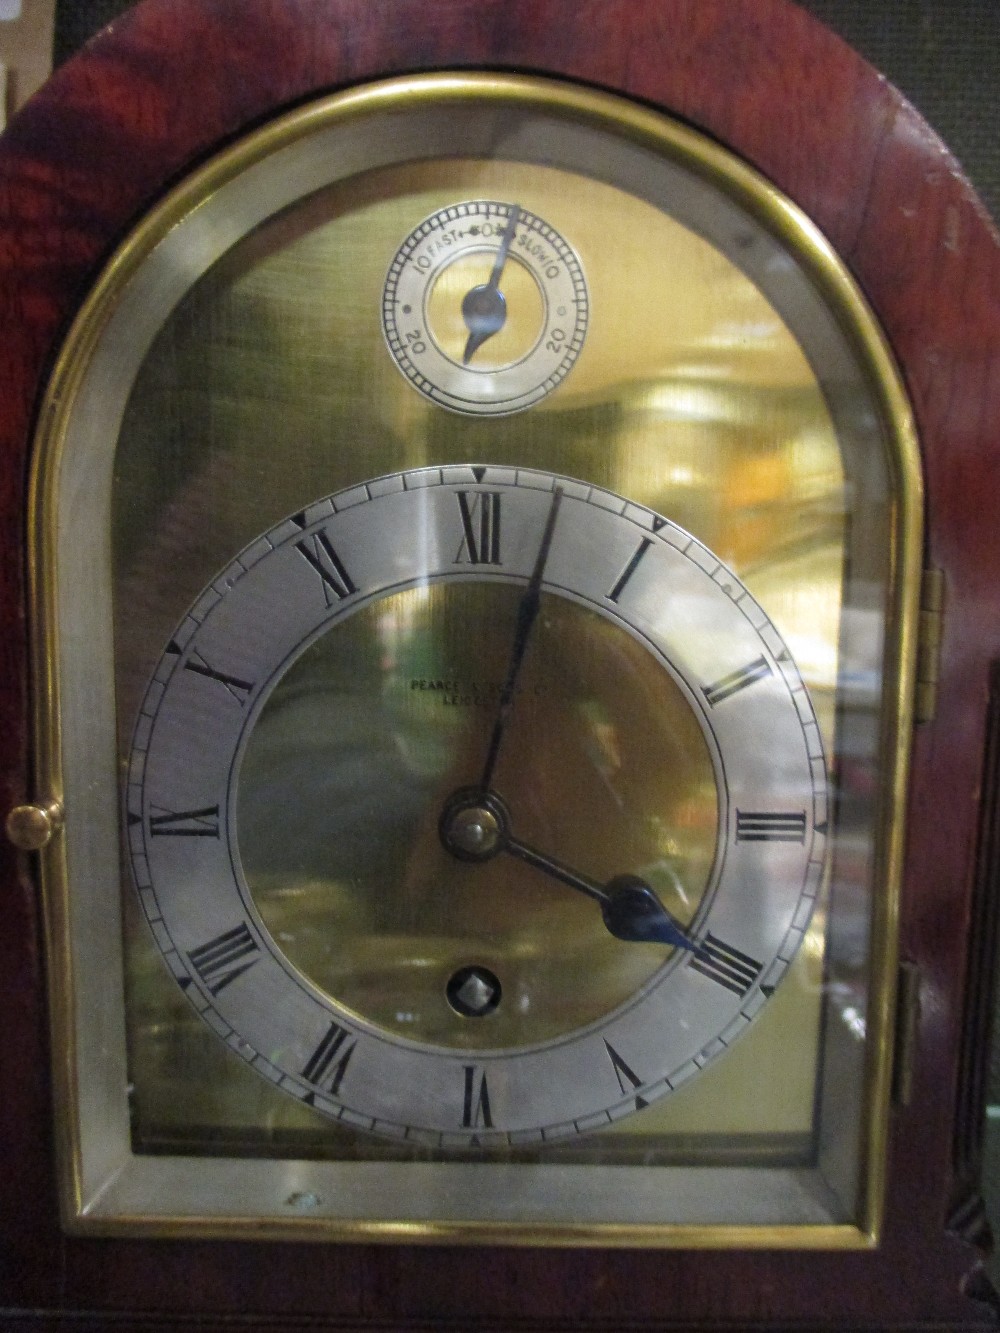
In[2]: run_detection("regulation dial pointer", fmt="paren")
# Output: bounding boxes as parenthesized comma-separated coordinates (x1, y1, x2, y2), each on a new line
(461, 204, 521, 364)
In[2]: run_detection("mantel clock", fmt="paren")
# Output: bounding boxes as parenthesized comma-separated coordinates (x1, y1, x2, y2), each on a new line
(2, 2, 1000, 1329)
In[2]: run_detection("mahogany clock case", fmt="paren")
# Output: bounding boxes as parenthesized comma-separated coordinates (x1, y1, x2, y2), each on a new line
(2, 0, 1000, 1329)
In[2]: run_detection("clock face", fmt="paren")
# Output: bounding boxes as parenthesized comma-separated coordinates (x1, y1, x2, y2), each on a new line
(33, 71, 920, 1236)
(128, 466, 825, 1145)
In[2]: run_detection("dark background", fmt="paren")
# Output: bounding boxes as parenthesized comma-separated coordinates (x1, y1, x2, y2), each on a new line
(802, 0, 1000, 221)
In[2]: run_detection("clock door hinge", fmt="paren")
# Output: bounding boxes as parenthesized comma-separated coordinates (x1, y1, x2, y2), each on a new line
(914, 567, 945, 724)
(891, 960, 921, 1107)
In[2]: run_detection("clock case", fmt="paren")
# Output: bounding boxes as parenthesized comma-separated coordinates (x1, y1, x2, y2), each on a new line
(33, 66, 912, 1238)
(1, 1, 999, 1329)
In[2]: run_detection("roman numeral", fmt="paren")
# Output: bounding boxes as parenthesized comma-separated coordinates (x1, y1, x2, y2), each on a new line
(690, 933, 763, 996)
(187, 923, 260, 995)
(182, 648, 254, 704)
(462, 1065, 494, 1128)
(295, 528, 357, 603)
(148, 804, 220, 837)
(604, 1040, 648, 1109)
(735, 810, 807, 843)
(702, 655, 773, 707)
(455, 490, 502, 565)
(301, 1021, 357, 1099)
(607, 537, 653, 603)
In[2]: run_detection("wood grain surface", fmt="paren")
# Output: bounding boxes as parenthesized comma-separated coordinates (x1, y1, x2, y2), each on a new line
(2, 1, 1000, 1327)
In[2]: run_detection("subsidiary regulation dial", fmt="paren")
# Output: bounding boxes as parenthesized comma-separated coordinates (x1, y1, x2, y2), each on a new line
(382, 201, 588, 415)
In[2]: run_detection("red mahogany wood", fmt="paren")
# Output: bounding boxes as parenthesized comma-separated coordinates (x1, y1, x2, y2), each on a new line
(1, 1, 1000, 1328)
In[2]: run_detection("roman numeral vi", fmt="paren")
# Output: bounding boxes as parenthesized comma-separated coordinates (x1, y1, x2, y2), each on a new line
(604, 1040, 648, 1109)
(462, 1065, 494, 1128)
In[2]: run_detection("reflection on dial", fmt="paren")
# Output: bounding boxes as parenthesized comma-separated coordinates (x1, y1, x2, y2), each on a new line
(126, 465, 828, 1148)
(382, 201, 588, 414)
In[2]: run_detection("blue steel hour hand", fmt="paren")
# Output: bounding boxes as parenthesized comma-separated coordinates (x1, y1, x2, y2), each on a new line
(505, 843, 698, 950)
(601, 875, 696, 948)
(438, 787, 697, 950)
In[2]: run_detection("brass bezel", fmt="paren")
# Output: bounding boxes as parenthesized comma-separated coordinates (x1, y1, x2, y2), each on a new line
(26, 72, 922, 1246)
